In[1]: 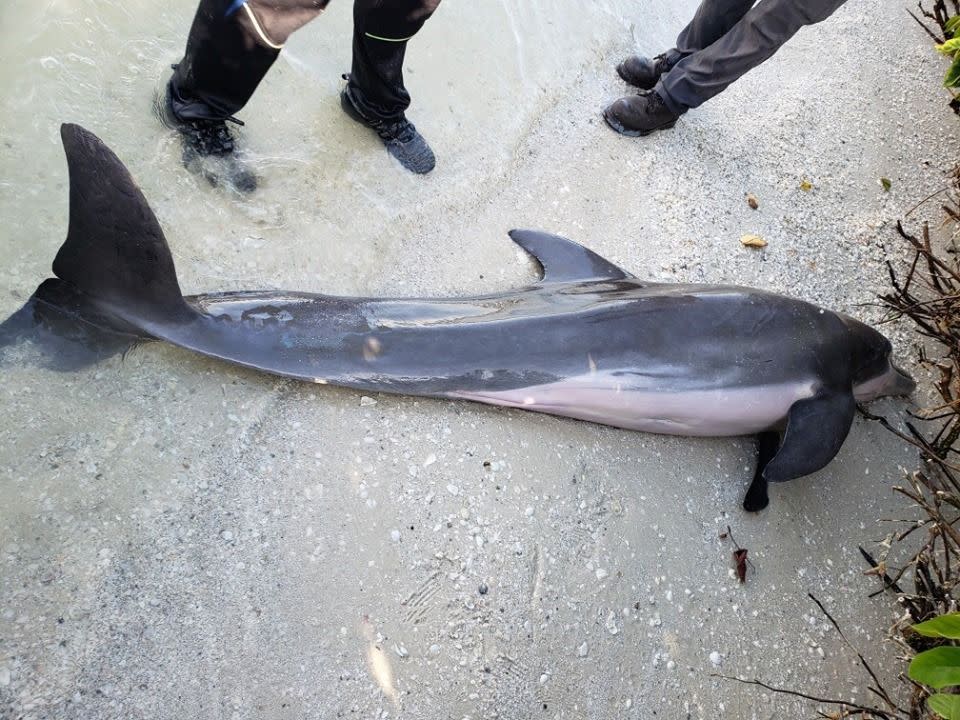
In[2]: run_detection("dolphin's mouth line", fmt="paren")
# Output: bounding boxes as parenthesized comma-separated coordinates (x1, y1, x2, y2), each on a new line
(853, 362, 917, 401)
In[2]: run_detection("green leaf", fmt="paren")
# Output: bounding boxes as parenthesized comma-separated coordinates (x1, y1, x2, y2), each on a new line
(910, 647, 960, 689)
(914, 614, 960, 639)
(946, 56, 960, 88)
(946, 16, 960, 35)
(937, 38, 960, 54)
(880, 177, 892, 192)
(929, 693, 960, 720)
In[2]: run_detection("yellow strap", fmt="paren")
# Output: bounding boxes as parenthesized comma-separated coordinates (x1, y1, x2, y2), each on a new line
(364, 32, 413, 42)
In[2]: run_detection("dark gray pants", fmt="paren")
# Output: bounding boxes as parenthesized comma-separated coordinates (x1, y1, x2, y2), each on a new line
(655, 0, 849, 114)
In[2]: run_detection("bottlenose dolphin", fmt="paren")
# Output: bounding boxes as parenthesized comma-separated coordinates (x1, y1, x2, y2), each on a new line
(5, 124, 915, 511)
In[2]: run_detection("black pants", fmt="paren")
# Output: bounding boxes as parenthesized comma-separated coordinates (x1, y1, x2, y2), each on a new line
(169, 0, 442, 123)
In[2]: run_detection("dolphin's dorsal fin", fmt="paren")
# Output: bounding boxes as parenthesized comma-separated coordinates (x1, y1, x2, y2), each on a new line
(508, 230, 635, 284)
(53, 124, 191, 323)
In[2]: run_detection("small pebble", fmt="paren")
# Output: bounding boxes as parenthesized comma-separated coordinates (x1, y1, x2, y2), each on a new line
(478, 583, 488, 595)
(709, 651, 723, 667)
(576, 642, 589, 658)
(390, 529, 401, 543)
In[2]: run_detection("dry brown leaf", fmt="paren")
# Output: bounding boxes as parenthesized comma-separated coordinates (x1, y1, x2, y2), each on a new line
(746, 193, 759, 210)
(740, 234, 768, 249)
(863, 560, 888, 577)
(733, 548, 749, 584)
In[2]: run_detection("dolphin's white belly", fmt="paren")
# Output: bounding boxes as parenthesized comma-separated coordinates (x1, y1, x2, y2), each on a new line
(450, 371, 817, 437)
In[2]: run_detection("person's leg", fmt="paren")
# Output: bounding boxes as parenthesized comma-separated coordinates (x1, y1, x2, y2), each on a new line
(605, 0, 848, 136)
(657, 0, 849, 114)
(169, 0, 328, 121)
(348, 0, 440, 120)
(618, 0, 756, 89)
(161, 0, 327, 191)
(674, 0, 759, 56)
(341, 0, 441, 173)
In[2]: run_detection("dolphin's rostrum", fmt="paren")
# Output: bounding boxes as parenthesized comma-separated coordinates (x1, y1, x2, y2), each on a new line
(5, 124, 916, 510)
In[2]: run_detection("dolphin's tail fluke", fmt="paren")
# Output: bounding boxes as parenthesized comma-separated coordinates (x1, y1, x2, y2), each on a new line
(0, 279, 145, 372)
(52, 124, 193, 326)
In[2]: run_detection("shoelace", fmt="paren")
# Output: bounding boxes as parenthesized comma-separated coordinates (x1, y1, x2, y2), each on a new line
(378, 119, 417, 144)
(340, 73, 417, 145)
(186, 117, 244, 156)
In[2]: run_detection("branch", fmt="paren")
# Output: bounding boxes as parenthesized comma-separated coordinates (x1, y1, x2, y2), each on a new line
(808, 594, 904, 713)
(907, 7, 946, 42)
(712, 675, 896, 718)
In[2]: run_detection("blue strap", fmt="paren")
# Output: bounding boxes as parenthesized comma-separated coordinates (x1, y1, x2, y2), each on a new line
(225, 0, 247, 17)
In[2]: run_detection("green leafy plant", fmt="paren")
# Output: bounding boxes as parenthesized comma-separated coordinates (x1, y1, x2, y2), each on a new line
(909, 1, 960, 110)
(937, 32, 960, 88)
(909, 614, 960, 718)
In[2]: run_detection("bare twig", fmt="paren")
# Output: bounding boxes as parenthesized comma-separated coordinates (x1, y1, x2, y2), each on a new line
(712, 675, 897, 718)
(907, 7, 946, 43)
(808, 594, 907, 713)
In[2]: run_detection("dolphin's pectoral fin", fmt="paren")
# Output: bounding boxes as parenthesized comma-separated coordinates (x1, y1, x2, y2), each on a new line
(743, 431, 778, 512)
(762, 389, 856, 485)
(507, 230, 636, 284)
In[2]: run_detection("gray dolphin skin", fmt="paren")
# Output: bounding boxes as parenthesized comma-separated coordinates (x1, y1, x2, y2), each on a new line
(8, 124, 916, 511)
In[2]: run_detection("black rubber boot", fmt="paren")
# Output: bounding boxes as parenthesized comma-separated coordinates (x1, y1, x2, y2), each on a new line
(156, 81, 258, 193)
(340, 80, 436, 174)
(603, 90, 681, 137)
(159, 0, 285, 194)
(616, 53, 674, 90)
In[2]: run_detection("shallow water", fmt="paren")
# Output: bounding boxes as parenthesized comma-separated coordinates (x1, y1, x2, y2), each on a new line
(0, 0, 681, 297)
(1, 1, 957, 718)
